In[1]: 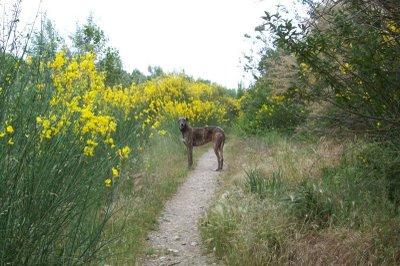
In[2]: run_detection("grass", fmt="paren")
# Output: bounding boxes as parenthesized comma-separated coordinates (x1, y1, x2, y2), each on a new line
(200, 131, 400, 265)
(104, 133, 208, 264)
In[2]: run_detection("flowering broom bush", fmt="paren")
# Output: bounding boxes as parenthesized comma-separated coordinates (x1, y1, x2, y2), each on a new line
(0, 45, 236, 264)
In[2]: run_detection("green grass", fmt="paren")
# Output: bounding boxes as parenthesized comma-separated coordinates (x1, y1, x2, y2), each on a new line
(200, 132, 400, 265)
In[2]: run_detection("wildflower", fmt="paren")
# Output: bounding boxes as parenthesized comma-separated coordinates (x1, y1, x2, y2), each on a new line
(105, 137, 114, 145)
(44, 130, 52, 139)
(26, 55, 32, 64)
(50, 51, 66, 69)
(83, 146, 95, 157)
(112, 167, 119, 177)
(7, 138, 14, 145)
(104, 178, 112, 187)
(0, 132, 5, 139)
(118, 146, 131, 159)
(86, 139, 98, 147)
(105, 137, 115, 148)
(36, 83, 45, 90)
(6, 125, 13, 134)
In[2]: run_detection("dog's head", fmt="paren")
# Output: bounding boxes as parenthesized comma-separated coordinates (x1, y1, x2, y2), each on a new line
(178, 117, 188, 131)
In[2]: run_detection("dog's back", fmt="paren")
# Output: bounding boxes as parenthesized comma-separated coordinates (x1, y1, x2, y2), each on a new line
(192, 126, 224, 147)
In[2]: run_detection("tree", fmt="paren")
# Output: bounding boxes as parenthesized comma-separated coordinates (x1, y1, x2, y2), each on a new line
(259, 0, 400, 135)
(71, 15, 107, 56)
(147, 65, 164, 78)
(131, 69, 147, 84)
(98, 47, 132, 87)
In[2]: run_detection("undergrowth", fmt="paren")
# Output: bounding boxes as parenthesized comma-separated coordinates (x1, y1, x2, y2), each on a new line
(200, 132, 400, 265)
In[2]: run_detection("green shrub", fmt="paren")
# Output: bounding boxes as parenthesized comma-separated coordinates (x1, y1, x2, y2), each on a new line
(237, 84, 308, 134)
(261, 0, 400, 135)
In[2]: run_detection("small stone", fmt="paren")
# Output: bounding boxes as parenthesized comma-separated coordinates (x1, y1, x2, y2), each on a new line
(174, 235, 181, 241)
(167, 248, 179, 256)
(190, 241, 197, 246)
(181, 242, 186, 245)
(159, 256, 166, 261)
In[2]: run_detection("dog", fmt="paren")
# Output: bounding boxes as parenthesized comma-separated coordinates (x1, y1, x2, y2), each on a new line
(178, 117, 225, 171)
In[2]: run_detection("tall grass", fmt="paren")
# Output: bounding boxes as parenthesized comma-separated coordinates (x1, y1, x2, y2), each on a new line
(201, 132, 400, 265)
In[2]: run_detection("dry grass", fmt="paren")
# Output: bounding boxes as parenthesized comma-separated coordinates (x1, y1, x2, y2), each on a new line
(221, 133, 343, 186)
(201, 131, 399, 265)
(289, 229, 373, 265)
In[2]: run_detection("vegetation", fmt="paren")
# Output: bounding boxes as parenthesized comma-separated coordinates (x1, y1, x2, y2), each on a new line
(201, 133, 400, 264)
(0, 4, 235, 264)
(1, 0, 399, 264)
(200, 0, 400, 264)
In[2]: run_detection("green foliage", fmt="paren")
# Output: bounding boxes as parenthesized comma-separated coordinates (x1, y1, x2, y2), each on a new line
(71, 15, 107, 56)
(237, 83, 308, 134)
(260, 0, 400, 135)
(98, 47, 132, 87)
(131, 68, 148, 84)
(147, 65, 165, 78)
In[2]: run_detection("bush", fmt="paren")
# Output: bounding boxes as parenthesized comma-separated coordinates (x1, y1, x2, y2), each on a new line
(261, 0, 400, 136)
(0, 9, 237, 263)
(237, 84, 308, 134)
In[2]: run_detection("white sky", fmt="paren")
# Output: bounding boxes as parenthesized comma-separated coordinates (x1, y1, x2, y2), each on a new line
(17, 0, 300, 88)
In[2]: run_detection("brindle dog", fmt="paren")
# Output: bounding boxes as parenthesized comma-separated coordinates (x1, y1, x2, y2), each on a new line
(178, 117, 225, 171)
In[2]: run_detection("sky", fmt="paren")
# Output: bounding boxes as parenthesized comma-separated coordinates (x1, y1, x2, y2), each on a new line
(17, 0, 300, 88)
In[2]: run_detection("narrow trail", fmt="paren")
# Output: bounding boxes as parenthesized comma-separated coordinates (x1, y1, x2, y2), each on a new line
(141, 148, 221, 266)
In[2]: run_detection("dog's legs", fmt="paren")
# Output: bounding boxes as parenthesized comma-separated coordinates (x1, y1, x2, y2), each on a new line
(213, 142, 221, 171)
(187, 145, 193, 168)
(220, 140, 224, 170)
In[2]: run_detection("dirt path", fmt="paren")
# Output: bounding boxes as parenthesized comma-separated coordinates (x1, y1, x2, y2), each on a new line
(141, 148, 221, 266)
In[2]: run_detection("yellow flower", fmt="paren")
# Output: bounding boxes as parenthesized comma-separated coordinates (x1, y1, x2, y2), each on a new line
(83, 146, 95, 157)
(26, 55, 32, 64)
(44, 129, 52, 139)
(118, 146, 131, 159)
(36, 83, 45, 90)
(105, 137, 114, 146)
(104, 178, 112, 187)
(6, 125, 14, 134)
(86, 139, 98, 147)
(50, 51, 66, 69)
(0, 132, 5, 139)
(112, 167, 119, 177)
(7, 138, 14, 145)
